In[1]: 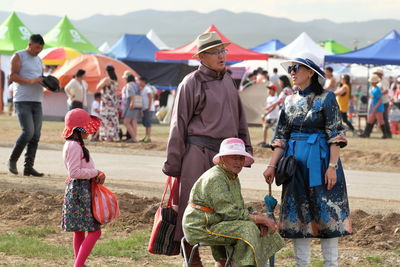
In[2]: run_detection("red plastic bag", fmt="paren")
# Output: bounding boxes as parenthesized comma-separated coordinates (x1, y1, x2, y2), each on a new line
(148, 176, 180, 255)
(91, 182, 120, 224)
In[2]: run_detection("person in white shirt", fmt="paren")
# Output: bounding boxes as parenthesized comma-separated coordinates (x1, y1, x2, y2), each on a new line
(323, 67, 336, 91)
(269, 68, 280, 89)
(90, 92, 101, 141)
(259, 84, 279, 148)
(139, 76, 155, 143)
(65, 69, 88, 110)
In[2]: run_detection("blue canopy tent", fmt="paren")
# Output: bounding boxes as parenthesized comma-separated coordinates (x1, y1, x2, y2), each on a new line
(108, 34, 196, 91)
(324, 30, 400, 65)
(251, 39, 286, 53)
(108, 34, 159, 62)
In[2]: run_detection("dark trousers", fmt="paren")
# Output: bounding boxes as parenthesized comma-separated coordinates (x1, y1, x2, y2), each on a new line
(383, 103, 392, 137)
(341, 112, 354, 131)
(9, 102, 43, 168)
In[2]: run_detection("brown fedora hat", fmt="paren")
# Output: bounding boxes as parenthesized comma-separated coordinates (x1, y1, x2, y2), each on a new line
(192, 32, 230, 58)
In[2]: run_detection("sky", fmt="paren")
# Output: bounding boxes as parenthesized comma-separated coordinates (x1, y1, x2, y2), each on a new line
(1, 0, 399, 22)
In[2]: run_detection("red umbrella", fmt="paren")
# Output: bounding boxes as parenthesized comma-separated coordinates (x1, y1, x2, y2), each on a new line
(52, 54, 139, 93)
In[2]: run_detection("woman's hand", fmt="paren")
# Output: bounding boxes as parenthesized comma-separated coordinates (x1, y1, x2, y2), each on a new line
(263, 166, 276, 184)
(324, 167, 337, 190)
(94, 171, 106, 184)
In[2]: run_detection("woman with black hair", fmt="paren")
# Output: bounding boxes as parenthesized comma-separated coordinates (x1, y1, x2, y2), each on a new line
(121, 71, 140, 142)
(65, 69, 88, 110)
(263, 54, 352, 267)
(96, 65, 119, 142)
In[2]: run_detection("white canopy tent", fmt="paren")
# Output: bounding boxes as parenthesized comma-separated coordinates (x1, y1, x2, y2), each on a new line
(146, 29, 170, 50)
(98, 42, 110, 53)
(271, 32, 333, 64)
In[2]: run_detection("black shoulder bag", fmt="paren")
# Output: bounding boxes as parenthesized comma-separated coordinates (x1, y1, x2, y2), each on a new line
(275, 94, 315, 186)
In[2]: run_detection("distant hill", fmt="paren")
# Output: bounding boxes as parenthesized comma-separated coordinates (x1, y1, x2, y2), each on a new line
(1, 9, 400, 50)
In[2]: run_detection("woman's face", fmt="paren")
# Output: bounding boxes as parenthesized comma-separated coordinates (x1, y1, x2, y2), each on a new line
(221, 155, 245, 174)
(289, 63, 314, 89)
(279, 79, 284, 88)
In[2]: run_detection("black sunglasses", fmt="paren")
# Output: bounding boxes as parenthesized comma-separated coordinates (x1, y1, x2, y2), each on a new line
(287, 64, 302, 73)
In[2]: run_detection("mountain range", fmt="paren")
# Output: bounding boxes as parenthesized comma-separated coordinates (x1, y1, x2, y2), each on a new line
(1, 9, 400, 50)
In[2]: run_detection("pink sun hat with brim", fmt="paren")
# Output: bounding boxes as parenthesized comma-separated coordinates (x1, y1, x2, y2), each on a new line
(213, 138, 254, 166)
(62, 108, 101, 138)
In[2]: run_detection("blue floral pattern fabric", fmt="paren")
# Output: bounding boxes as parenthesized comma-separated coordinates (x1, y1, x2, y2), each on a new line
(62, 179, 100, 232)
(272, 86, 352, 239)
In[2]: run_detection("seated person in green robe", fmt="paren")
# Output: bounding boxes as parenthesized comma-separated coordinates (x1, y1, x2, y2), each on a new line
(183, 138, 284, 267)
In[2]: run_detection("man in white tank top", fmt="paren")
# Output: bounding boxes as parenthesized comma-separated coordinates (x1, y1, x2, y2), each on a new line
(7, 34, 45, 177)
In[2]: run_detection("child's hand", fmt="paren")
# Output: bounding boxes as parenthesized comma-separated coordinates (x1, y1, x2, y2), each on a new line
(95, 171, 106, 184)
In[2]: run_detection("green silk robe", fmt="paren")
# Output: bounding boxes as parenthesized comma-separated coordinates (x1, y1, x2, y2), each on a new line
(183, 165, 284, 266)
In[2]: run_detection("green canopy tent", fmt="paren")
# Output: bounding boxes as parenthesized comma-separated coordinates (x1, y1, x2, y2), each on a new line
(44, 16, 98, 53)
(322, 40, 351, 54)
(0, 12, 33, 55)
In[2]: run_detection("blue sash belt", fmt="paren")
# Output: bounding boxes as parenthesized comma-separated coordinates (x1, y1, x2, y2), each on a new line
(287, 133, 329, 187)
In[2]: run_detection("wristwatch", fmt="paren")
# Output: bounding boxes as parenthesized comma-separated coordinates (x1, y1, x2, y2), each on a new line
(328, 163, 338, 170)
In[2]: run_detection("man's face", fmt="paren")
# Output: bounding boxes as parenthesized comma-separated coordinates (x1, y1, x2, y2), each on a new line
(325, 69, 332, 78)
(199, 45, 227, 72)
(28, 42, 44, 56)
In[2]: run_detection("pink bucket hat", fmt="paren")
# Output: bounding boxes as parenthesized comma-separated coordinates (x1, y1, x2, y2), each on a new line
(62, 108, 101, 138)
(213, 138, 254, 166)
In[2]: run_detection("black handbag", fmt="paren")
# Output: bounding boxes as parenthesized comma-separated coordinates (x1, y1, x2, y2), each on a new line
(275, 155, 297, 186)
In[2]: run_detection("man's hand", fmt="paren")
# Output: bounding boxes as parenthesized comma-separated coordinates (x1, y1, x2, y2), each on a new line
(31, 77, 43, 85)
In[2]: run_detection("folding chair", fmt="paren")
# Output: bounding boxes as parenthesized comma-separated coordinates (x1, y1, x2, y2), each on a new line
(181, 237, 233, 267)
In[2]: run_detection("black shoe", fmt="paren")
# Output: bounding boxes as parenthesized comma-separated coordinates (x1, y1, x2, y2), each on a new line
(7, 160, 18, 174)
(23, 167, 44, 177)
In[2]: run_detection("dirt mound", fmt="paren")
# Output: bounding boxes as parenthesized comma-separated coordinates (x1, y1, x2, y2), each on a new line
(1, 190, 399, 250)
(0, 189, 160, 232)
(345, 209, 400, 250)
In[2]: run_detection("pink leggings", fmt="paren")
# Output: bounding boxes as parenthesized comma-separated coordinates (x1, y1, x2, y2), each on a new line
(73, 229, 101, 267)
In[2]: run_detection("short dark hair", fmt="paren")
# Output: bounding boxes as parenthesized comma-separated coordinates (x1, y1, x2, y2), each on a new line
(29, 34, 45, 45)
(75, 69, 86, 78)
(325, 66, 333, 73)
(273, 68, 278, 73)
(94, 92, 101, 99)
(126, 74, 136, 83)
(139, 76, 148, 84)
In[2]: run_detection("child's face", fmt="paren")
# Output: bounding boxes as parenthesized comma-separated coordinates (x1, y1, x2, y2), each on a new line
(81, 132, 90, 139)
(269, 89, 275, 95)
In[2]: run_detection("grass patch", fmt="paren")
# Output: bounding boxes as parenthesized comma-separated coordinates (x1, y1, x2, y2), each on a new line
(0, 232, 69, 259)
(17, 226, 57, 238)
(366, 256, 383, 263)
(92, 230, 157, 260)
(276, 248, 294, 258)
(310, 258, 324, 266)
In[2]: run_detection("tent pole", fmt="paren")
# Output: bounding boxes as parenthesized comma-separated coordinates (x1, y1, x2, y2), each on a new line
(366, 64, 370, 98)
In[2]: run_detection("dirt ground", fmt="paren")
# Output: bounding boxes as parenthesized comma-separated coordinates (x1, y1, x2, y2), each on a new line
(0, 172, 399, 266)
(1, 115, 400, 265)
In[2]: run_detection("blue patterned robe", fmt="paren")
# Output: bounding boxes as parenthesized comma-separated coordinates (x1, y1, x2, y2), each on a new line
(272, 86, 352, 238)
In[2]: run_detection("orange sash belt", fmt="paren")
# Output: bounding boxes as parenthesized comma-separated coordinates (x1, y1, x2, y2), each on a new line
(189, 202, 215, 213)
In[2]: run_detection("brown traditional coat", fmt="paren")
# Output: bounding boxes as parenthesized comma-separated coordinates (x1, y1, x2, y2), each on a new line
(162, 63, 252, 240)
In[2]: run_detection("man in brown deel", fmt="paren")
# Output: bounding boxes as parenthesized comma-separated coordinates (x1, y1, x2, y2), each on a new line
(162, 31, 252, 266)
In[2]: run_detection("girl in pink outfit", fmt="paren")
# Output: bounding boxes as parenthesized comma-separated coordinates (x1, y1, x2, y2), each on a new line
(61, 108, 105, 267)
